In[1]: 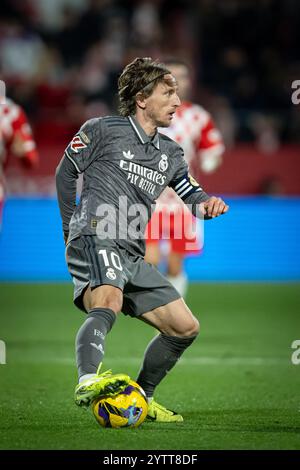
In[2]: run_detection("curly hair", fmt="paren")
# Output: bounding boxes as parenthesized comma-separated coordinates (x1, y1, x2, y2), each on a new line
(118, 57, 171, 117)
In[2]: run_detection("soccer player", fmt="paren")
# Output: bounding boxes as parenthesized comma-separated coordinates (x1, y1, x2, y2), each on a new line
(145, 59, 225, 297)
(0, 97, 39, 229)
(56, 58, 229, 422)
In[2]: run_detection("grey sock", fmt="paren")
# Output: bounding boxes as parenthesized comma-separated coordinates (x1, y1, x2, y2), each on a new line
(136, 333, 197, 397)
(76, 308, 116, 379)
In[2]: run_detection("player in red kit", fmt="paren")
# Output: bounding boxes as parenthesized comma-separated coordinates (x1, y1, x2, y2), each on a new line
(145, 60, 225, 297)
(0, 97, 38, 229)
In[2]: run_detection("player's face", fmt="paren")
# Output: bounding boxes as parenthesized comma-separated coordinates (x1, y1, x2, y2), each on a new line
(144, 74, 181, 127)
(167, 64, 191, 101)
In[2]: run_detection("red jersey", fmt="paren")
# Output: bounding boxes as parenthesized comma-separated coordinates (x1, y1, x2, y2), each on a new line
(157, 100, 224, 211)
(0, 98, 38, 173)
(0, 98, 38, 202)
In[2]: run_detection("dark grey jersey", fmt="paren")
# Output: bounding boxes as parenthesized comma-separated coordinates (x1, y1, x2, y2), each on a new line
(56, 115, 210, 256)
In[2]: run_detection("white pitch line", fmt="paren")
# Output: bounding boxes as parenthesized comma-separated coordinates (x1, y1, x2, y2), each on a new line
(15, 356, 289, 366)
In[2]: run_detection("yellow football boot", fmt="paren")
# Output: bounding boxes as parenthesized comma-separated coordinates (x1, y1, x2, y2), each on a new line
(75, 364, 130, 408)
(146, 399, 183, 422)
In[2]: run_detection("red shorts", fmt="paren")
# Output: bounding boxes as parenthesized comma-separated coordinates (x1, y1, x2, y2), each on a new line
(145, 208, 202, 254)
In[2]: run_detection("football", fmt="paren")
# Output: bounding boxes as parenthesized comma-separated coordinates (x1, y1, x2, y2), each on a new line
(92, 380, 148, 428)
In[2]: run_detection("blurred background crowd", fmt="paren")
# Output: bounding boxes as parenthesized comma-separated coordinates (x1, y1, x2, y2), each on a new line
(1, 0, 300, 195)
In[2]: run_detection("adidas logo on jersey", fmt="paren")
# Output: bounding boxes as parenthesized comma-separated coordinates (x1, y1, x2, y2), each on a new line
(123, 150, 134, 160)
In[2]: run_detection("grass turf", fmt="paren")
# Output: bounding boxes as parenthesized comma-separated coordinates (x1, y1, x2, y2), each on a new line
(0, 282, 299, 450)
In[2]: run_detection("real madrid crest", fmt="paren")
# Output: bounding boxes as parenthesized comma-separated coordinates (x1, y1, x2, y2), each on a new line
(159, 154, 168, 172)
(106, 268, 116, 280)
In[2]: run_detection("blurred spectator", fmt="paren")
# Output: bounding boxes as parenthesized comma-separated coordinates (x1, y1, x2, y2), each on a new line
(209, 95, 237, 149)
(30, 0, 86, 32)
(0, 0, 299, 147)
(0, 21, 45, 82)
(249, 113, 281, 154)
(260, 176, 284, 195)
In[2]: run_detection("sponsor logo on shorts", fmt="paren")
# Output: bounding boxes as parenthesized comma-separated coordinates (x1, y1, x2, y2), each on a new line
(106, 268, 117, 280)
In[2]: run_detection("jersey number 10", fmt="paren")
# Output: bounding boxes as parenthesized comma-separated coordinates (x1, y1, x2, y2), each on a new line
(98, 249, 123, 271)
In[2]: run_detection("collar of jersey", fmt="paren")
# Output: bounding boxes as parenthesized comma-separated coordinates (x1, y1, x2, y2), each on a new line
(128, 115, 160, 150)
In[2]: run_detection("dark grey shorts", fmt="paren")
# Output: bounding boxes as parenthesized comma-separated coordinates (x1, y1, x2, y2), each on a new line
(65, 235, 180, 316)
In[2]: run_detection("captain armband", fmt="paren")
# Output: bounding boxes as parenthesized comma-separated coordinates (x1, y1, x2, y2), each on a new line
(169, 173, 203, 201)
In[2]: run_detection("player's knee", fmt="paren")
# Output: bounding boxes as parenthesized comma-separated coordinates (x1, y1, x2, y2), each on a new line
(90, 298, 122, 313)
(184, 317, 200, 337)
(170, 317, 200, 338)
(89, 292, 122, 313)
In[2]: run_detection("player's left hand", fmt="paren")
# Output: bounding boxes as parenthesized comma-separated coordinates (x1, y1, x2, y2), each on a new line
(199, 196, 229, 218)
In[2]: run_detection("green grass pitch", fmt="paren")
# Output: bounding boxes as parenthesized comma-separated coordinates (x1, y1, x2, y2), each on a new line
(0, 282, 299, 450)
